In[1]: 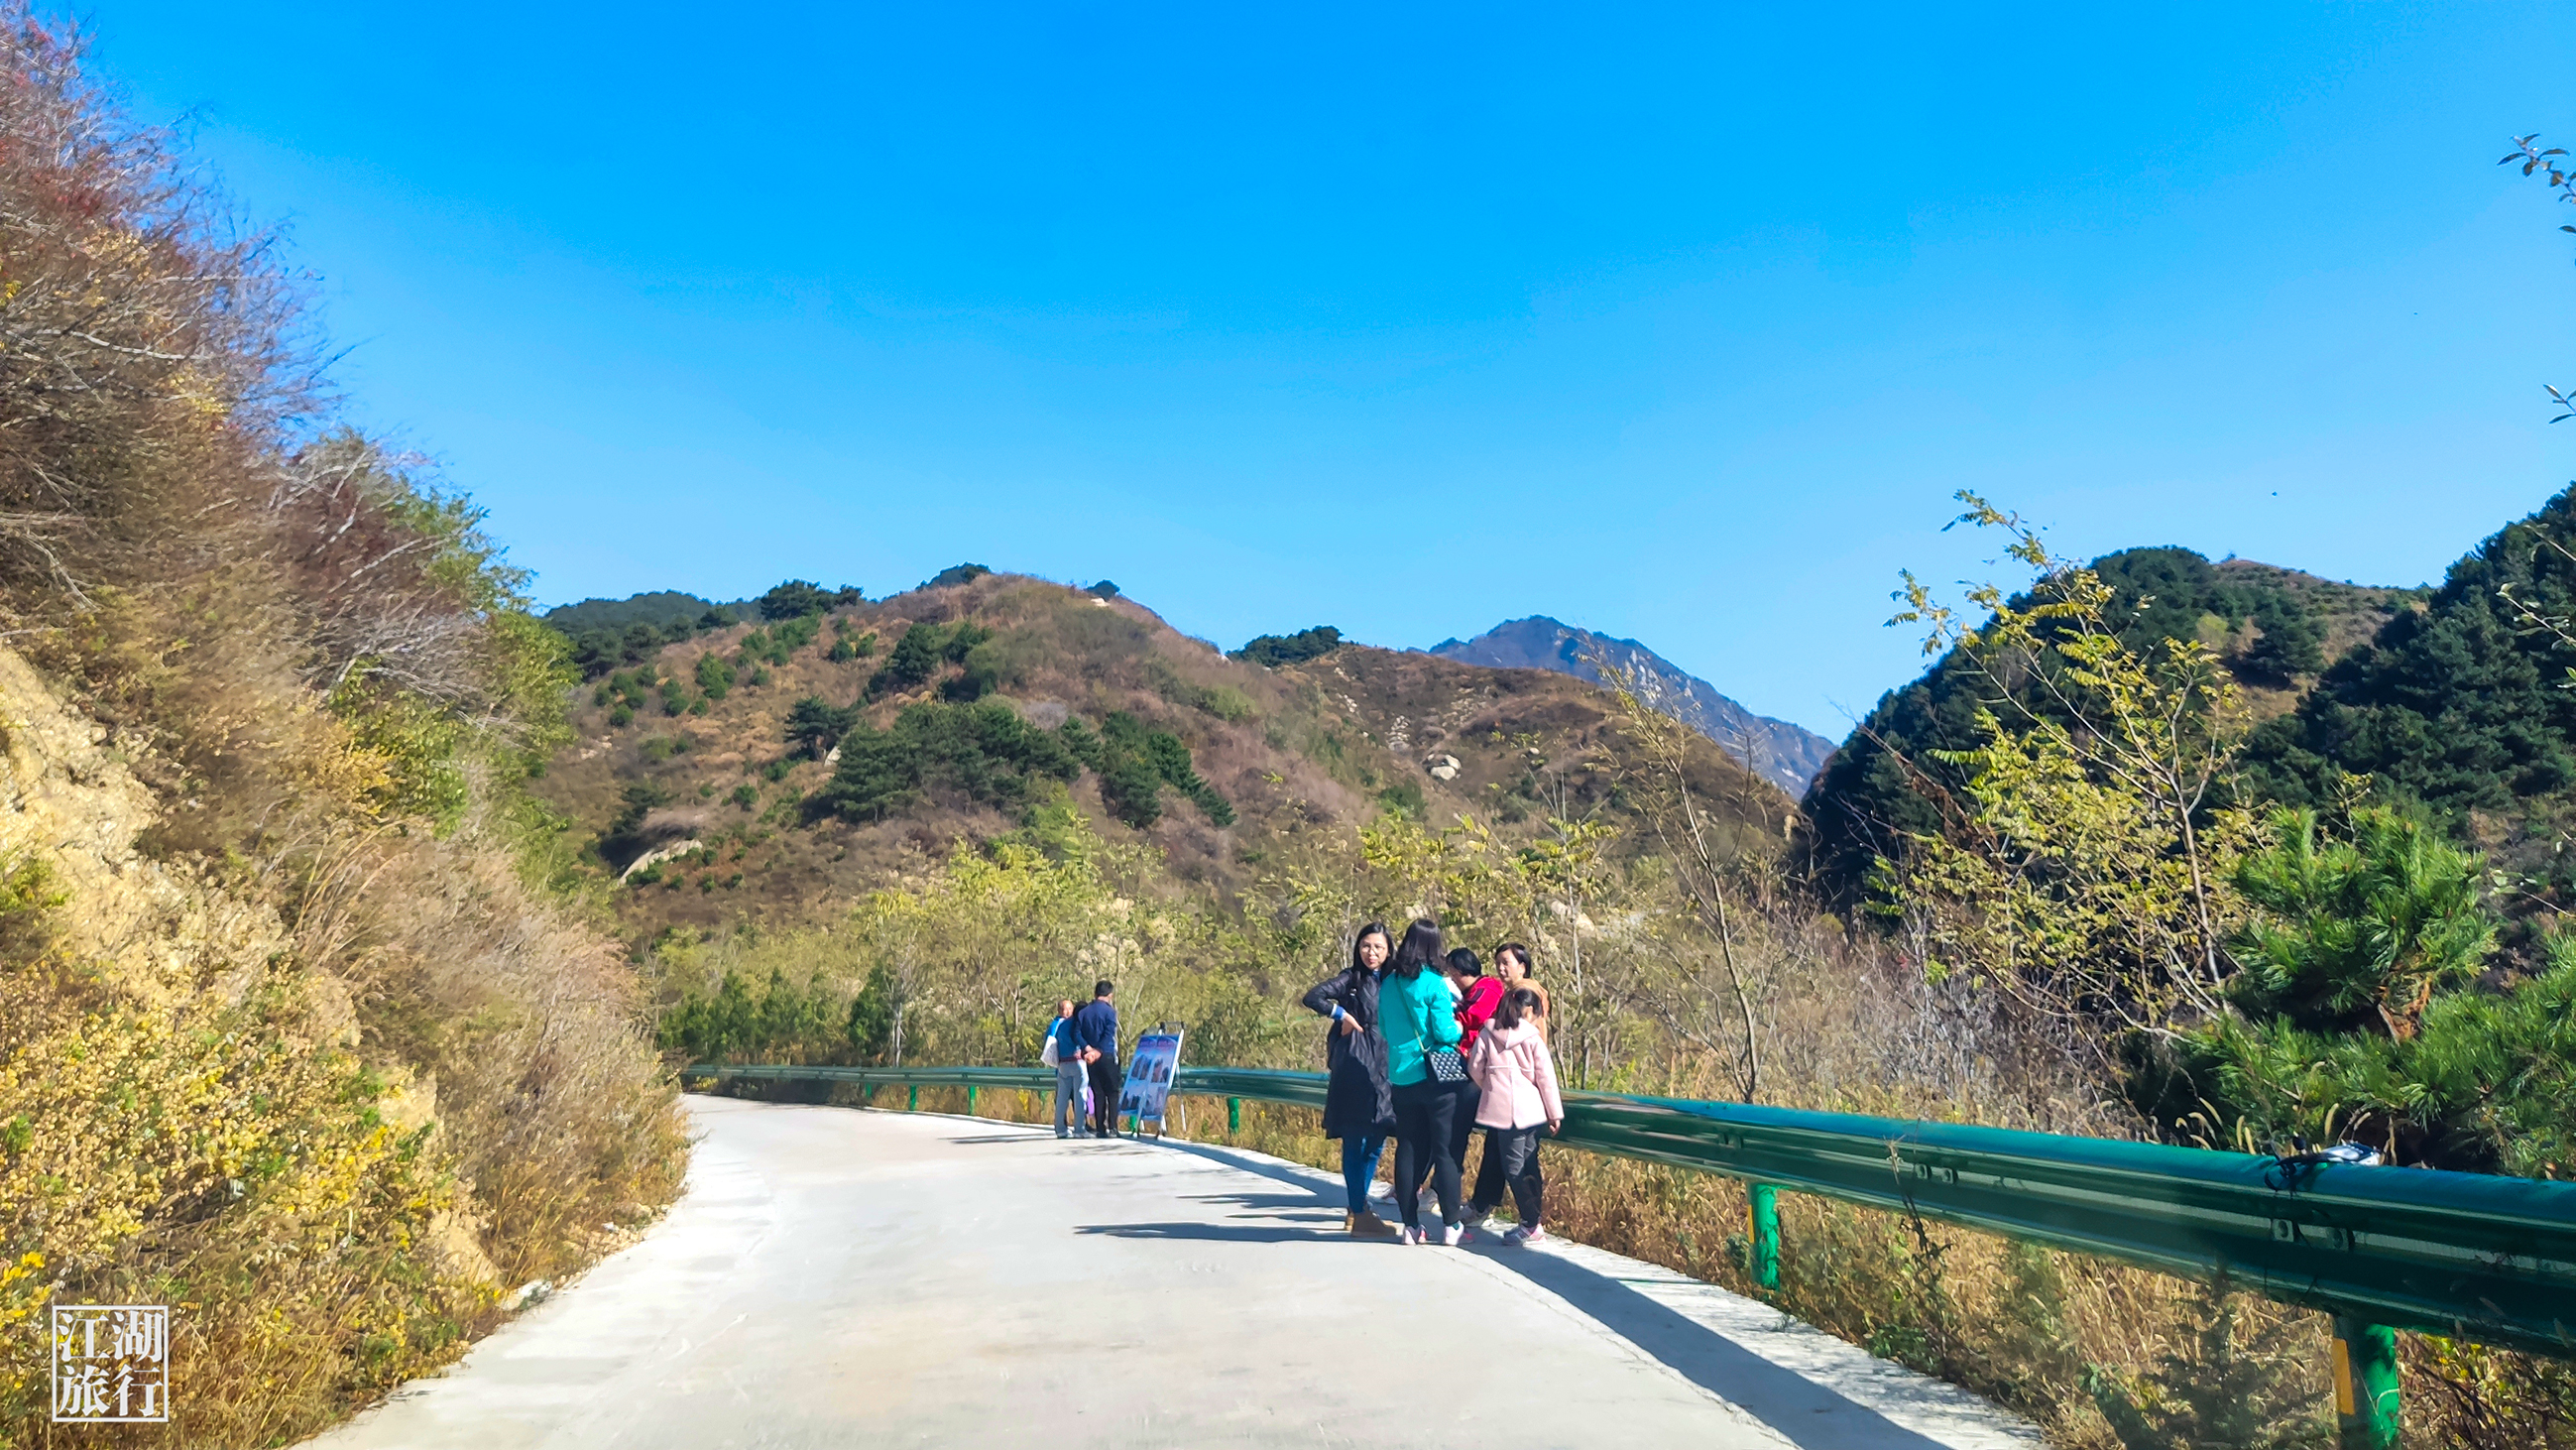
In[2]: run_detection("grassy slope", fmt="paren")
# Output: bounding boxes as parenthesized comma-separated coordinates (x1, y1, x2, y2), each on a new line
(533, 571, 1789, 942)
(2209, 557, 2425, 720)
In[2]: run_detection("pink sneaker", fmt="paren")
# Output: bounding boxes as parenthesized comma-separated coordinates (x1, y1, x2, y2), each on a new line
(1397, 1225, 1424, 1245)
(1504, 1224, 1548, 1246)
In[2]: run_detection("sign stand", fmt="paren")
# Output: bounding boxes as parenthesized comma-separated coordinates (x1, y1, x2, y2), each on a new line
(1117, 1025, 1185, 1140)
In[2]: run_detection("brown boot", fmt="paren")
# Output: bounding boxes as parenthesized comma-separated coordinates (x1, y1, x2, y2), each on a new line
(1349, 1210, 1399, 1239)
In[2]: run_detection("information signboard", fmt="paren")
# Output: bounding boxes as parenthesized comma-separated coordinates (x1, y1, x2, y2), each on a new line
(1117, 1029, 1184, 1135)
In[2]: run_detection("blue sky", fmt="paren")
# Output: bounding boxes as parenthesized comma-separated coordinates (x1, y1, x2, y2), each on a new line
(94, 2, 2572, 739)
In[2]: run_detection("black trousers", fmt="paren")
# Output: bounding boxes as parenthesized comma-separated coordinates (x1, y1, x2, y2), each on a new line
(1468, 1125, 1507, 1214)
(1086, 1057, 1120, 1136)
(1449, 1081, 1482, 1170)
(1392, 1078, 1465, 1230)
(1481, 1125, 1545, 1226)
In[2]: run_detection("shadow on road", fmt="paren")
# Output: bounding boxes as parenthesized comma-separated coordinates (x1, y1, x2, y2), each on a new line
(1076, 1221, 1334, 1243)
(1479, 1248, 1956, 1450)
(1069, 1132, 1986, 1448)
(1181, 1190, 1340, 1217)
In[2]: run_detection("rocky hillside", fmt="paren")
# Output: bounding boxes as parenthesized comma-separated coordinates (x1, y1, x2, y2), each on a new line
(1431, 616, 1834, 796)
(531, 573, 1789, 944)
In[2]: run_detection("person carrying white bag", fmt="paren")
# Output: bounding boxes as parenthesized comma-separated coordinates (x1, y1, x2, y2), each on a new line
(1042, 1000, 1086, 1138)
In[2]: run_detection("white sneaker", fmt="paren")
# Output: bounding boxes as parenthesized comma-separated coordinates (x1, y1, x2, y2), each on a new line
(1505, 1224, 1548, 1246)
(1396, 1225, 1424, 1245)
(1442, 1223, 1469, 1247)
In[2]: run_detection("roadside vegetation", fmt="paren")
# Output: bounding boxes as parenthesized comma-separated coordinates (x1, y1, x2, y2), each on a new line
(0, 16, 683, 1445)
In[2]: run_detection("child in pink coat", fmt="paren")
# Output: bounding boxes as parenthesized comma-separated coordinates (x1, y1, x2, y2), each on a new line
(1464, 988, 1563, 1243)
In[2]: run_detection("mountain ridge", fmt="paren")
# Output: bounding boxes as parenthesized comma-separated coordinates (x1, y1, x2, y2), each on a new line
(1430, 615, 1835, 796)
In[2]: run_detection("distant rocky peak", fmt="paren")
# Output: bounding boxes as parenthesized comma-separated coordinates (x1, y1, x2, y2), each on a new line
(1429, 616, 1833, 797)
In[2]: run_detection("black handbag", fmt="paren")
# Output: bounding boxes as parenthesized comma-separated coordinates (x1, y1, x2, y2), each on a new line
(1423, 1044, 1469, 1084)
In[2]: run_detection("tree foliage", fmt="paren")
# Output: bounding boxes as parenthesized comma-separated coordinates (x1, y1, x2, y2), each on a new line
(2242, 487, 2576, 827)
(758, 579, 861, 620)
(1881, 500, 2262, 1056)
(807, 701, 1083, 821)
(784, 696, 860, 760)
(1232, 624, 1343, 668)
(1808, 546, 2332, 906)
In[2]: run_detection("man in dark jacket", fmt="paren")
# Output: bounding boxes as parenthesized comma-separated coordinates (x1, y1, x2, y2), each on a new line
(1072, 981, 1120, 1138)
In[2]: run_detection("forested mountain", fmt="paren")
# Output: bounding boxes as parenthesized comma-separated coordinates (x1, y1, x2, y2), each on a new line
(2241, 485, 2576, 922)
(1800, 548, 2420, 904)
(1431, 616, 1833, 796)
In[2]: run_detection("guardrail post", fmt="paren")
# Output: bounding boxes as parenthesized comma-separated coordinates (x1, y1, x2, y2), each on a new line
(1747, 1183, 1781, 1290)
(966, 1084, 978, 1115)
(907, 1084, 918, 1112)
(2331, 1317, 2400, 1450)
(1228, 1097, 1241, 1134)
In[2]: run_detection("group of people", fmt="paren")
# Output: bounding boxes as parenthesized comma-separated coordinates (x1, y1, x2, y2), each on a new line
(1304, 919, 1563, 1246)
(1044, 981, 1123, 1139)
(1038, 919, 1564, 1248)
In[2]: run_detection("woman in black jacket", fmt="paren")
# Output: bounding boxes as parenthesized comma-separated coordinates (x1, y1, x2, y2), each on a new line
(1304, 921, 1398, 1238)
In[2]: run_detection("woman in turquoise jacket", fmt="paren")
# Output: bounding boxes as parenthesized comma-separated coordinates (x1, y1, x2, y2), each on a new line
(1381, 917, 1471, 1244)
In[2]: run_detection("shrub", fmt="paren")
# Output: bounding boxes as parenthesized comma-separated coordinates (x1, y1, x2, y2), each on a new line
(695, 652, 736, 700)
(1101, 711, 1233, 826)
(1232, 625, 1342, 668)
(784, 696, 860, 759)
(758, 580, 831, 620)
(808, 700, 1082, 821)
(872, 622, 949, 696)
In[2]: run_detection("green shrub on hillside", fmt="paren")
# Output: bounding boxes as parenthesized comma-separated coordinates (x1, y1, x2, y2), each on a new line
(696, 652, 737, 700)
(551, 593, 744, 680)
(784, 696, 860, 760)
(872, 622, 947, 695)
(1095, 711, 1234, 827)
(828, 627, 878, 663)
(807, 700, 1082, 821)
(1096, 749, 1167, 827)
(868, 620, 994, 698)
(1232, 624, 1342, 668)
(735, 615, 820, 669)
(926, 562, 991, 588)
(759, 580, 862, 620)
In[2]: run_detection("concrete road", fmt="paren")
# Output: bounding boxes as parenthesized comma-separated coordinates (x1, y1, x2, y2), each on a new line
(309, 1096, 2042, 1450)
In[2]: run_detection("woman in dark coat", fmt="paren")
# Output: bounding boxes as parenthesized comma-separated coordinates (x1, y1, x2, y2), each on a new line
(1304, 921, 1398, 1238)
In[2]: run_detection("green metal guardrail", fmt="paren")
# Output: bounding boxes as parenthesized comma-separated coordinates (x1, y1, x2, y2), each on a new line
(688, 1061, 2576, 1450)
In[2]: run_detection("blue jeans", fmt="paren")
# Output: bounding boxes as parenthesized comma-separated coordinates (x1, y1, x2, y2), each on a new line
(1340, 1134, 1386, 1215)
(1053, 1062, 1088, 1136)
